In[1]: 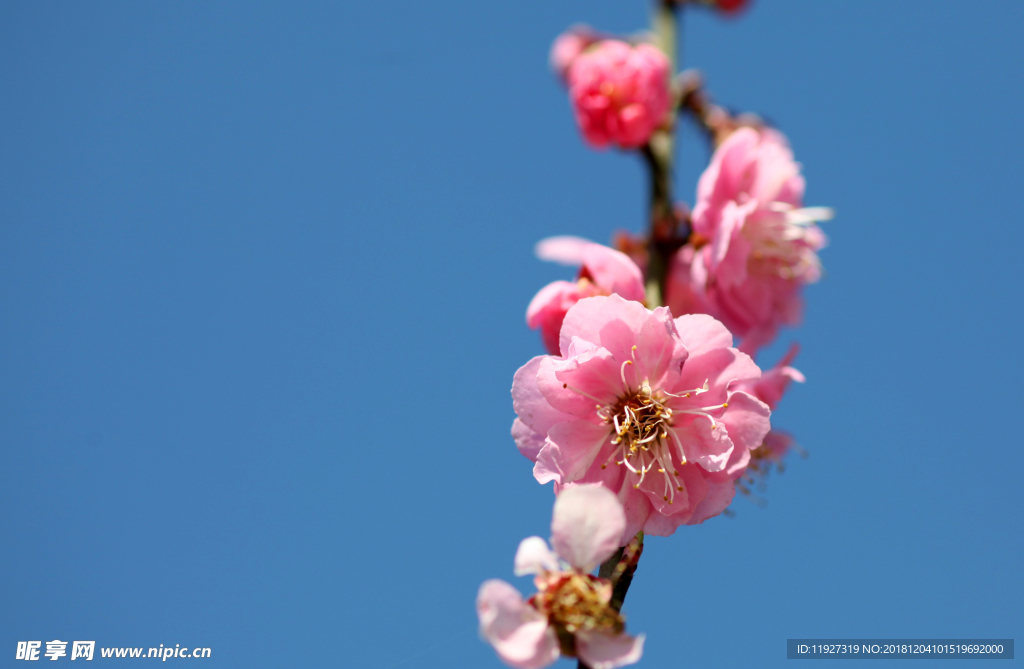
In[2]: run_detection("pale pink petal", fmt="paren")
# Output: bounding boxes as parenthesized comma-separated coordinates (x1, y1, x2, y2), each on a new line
(511, 418, 546, 463)
(514, 537, 559, 576)
(576, 631, 645, 669)
(673, 347, 761, 406)
(559, 295, 650, 361)
(709, 200, 755, 288)
(535, 236, 593, 265)
(692, 127, 759, 233)
(550, 484, 627, 572)
(580, 244, 645, 302)
(721, 390, 772, 455)
(533, 442, 566, 485)
(538, 420, 612, 484)
(527, 281, 578, 328)
(477, 580, 560, 669)
(672, 314, 733, 356)
(633, 307, 688, 390)
(537, 345, 621, 420)
(526, 280, 584, 356)
(557, 447, 651, 546)
(667, 418, 733, 473)
(641, 464, 710, 534)
(512, 356, 573, 435)
(686, 475, 737, 525)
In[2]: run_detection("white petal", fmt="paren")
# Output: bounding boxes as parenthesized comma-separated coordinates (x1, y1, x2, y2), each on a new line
(477, 580, 560, 669)
(550, 485, 627, 572)
(576, 631, 645, 669)
(514, 536, 559, 576)
(535, 236, 593, 265)
(785, 206, 834, 225)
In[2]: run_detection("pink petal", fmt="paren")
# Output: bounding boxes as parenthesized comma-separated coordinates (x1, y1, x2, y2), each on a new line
(514, 537, 559, 576)
(477, 580, 560, 669)
(640, 465, 710, 534)
(511, 418, 546, 463)
(672, 314, 733, 356)
(674, 347, 761, 406)
(580, 244, 645, 302)
(550, 484, 627, 572)
(512, 356, 573, 435)
(557, 447, 651, 546)
(633, 307, 688, 390)
(710, 200, 755, 288)
(526, 281, 578, 328)
(526, 281, 581, 355)
(535, 420, 611, 484)
(535, 235, 593, 265)
(686, 474, 736, 525)
(721, 390, 772, 455)
(538, 343, 621, 420)
(667, 418, 733, 473)
(576, 631, 645, 669)
(558, 295, 649, 361)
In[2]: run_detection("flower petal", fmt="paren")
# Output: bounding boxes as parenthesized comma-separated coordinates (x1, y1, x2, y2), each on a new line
(556, 444, 651, 546)
(721, 390, 772, 454)
(550, 484, 627, 572)
(559, 295, 649, 361)
(576, 631, 645, 669)
(686, 475, 736, 525)
(514, 537, 559, 576)
(536, 235, 593, 265)
(477, 580, 560, 669)
(540, 420, 612, 484)
(526, 281, 582, 355)
(513, 356, 573, 435)
(538, 344, 621, 420)
(580, 244, 645, 303)
(672, 314, 733, 356)
(511, 418, 547, 463)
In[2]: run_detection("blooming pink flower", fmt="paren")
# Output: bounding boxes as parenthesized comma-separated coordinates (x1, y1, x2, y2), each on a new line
(666, 127, 832, 354)
(512, 294, 771, 539)
(527, 236, 646, 355)
(566, 40, 671, 150)
(477, 485, 645, 669)
(550, 27, 599, 80)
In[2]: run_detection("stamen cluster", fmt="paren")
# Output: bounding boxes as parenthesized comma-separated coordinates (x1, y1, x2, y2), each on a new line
(532, 572, 623, 636)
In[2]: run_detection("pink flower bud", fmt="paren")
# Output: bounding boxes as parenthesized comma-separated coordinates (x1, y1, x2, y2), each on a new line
(566, 40, 671, 150)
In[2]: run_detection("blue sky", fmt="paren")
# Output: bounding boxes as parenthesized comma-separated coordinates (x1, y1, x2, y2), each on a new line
(1, 2, 1021, 668)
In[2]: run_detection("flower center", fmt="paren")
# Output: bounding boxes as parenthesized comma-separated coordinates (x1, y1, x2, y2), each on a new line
(562, 346, 729, 505)
(533, 572, 623, 636)
(592, 348, 728, 505)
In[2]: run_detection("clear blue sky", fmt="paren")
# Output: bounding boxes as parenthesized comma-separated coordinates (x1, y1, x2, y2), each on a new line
(1, 2, 1021, 668)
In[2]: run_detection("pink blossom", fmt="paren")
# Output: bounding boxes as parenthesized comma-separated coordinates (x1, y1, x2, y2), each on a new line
(550, 27, 599, 80)
(666, 127, 832, 354)
(527, 237, 646, 355)
(477, 486, 645, 669)
(512, 294, 771, 538)
(566, 40, 670, 150)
